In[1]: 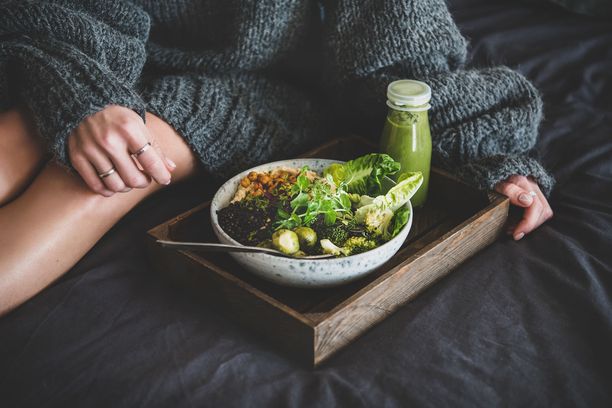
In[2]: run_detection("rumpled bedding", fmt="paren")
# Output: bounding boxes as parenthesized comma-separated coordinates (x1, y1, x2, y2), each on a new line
(1, 0, 611, 406)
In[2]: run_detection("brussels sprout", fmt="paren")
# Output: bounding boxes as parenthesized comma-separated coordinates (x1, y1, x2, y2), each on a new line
(271, 229, 300, 255)
(293, 226, 318, 248)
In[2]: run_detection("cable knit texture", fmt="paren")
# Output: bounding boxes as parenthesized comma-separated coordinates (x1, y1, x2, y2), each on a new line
(0, 0, 554, 194)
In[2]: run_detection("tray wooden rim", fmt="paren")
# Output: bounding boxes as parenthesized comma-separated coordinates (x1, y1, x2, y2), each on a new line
(319, 190, 507, 324)
(148, 204, 317, 327)
(147, 169, 508, 329)
(146, 136, 510, 366)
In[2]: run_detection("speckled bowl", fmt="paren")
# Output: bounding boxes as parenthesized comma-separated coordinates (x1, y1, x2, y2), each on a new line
(210, 159, 413, 288)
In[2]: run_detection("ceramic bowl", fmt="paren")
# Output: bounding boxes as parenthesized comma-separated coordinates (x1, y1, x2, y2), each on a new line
(210, 159, 412, 288)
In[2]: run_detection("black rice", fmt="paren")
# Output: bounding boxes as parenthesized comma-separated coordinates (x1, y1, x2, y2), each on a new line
(217, 202, 276, 245)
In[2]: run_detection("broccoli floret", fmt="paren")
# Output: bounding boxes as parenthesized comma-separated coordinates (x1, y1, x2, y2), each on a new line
(319, 237, 377, 257)
(342, 236, 377, 255)
(318, 223, 350, 246)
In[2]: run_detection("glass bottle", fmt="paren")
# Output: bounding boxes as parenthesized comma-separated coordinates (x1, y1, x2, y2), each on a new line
(380, 80, 432, 207)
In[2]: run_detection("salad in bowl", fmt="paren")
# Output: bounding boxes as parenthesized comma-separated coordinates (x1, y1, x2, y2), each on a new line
(210, 154, 423, 288)
(216, 154, 423, 258)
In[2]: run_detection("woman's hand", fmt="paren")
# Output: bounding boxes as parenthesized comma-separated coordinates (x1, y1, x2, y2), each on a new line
(495, 175, 553, 240)
(68, 105, 176, 196)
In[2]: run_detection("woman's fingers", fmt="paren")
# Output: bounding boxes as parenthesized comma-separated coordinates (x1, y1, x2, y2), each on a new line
(66, 106, 184, 197)
(495, 175, 554, 240)
(124, 124, 172, 186)
(495, 181, 534, 208)
(152, 140, 177, 173)
(84, 147, 128, 193)
(165, 156, 177, 172)
(132, 145, 171, 185)
(111, 149, 150, 189)
(68, 134, 114, 197)
(68, 106, 176, 196)
(70, 154, 114, 197)
(533, 182, 554, 222)
(513, 198, 543, 240)
(498, 176, 554, 240)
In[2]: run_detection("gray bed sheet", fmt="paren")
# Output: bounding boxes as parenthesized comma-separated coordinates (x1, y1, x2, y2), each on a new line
(1, 0, 611, 406)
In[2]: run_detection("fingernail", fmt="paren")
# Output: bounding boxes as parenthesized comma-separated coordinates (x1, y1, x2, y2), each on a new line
(514, 232, 525, 241)
(164, 178, 171, 185)
(121, 188, 132, 193)
(519, 194, 533, 205)
(166, 157, 177, 169)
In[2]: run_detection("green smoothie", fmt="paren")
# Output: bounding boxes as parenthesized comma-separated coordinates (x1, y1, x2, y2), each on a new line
(379, 80, 433, 208)
(380, 110, 431, 207)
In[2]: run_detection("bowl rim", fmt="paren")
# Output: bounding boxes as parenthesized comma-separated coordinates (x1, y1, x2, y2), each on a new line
(210, 158, 413, 262)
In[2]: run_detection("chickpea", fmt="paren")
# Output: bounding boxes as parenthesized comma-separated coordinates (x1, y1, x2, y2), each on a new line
(240, 177, 251, 187)
(259, 175, 271, 185)
(248, 171, 258, 181)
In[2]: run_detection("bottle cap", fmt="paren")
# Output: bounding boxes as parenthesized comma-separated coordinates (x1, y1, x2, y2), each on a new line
(387, 80, 431, 111)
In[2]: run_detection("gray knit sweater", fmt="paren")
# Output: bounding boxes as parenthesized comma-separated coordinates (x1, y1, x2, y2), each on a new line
(0, 0, 554, 195)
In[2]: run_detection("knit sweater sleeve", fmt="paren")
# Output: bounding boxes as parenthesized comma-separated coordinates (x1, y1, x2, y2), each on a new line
(0, 0, 150, 166)
(321, 0, 555, 196)
(426, 68, 555, 195)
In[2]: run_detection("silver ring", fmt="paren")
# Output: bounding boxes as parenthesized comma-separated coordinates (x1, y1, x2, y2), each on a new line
(132, 142, 152, 157)
(98, 167, 116, 179)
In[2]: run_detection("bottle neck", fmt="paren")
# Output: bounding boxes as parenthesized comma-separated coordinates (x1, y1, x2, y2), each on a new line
(386, 100, 431, 112)
(386, 106, 429, 127)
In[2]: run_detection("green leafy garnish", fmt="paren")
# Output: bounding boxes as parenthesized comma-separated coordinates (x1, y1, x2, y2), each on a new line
(276, 167, 352, 230)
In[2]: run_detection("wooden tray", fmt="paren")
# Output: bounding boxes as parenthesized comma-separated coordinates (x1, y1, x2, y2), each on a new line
(146, 137, 509, 367)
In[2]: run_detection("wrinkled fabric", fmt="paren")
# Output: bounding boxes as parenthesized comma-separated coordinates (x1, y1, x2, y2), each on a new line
(0, 0, 611, 406)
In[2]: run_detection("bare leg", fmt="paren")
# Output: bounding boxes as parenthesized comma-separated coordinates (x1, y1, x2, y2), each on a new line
(0, 113, 199, 315)
(0, 110, 46, 206)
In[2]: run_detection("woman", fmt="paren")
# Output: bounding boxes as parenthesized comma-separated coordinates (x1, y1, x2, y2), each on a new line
(0, 0, 553, 315)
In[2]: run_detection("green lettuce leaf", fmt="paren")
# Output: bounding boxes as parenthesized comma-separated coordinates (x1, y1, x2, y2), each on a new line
(379, 171, 423, 212)
(388, 206, 411, 238)
(323, 154, 400, 196)
(354, 172, 423, 239)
